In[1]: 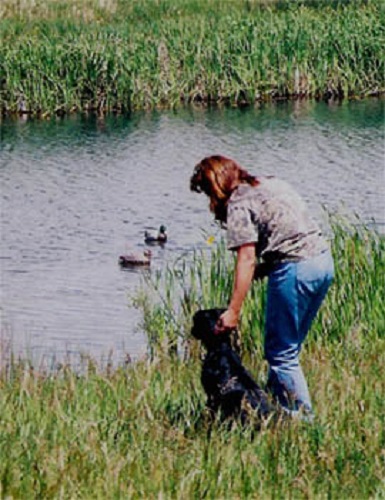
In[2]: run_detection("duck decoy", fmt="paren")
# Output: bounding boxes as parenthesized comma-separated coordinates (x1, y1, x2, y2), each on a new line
(119, 249, 152, 267)
(144, 225, 167, 244)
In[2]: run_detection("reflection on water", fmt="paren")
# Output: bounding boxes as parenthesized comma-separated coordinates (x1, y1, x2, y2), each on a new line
(1, 99, 384, 365)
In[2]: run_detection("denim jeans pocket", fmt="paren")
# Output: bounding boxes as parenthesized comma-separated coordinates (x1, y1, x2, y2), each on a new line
(296, 251, 334, 293)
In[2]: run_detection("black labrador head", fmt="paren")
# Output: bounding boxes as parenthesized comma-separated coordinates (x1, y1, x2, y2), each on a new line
(191, 308, 234, 350)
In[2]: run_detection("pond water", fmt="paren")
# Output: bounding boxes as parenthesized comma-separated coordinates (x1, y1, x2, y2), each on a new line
(1, 99, 384, 366)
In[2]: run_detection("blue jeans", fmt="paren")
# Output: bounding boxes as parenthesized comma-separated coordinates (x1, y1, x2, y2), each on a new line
(264, 250, 334, 415)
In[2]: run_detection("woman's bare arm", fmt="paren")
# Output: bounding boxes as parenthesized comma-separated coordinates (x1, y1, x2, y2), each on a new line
(215, 242, 256, 333)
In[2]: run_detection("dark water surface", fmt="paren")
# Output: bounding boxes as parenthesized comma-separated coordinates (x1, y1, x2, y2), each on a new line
(1, 99, 384, 365)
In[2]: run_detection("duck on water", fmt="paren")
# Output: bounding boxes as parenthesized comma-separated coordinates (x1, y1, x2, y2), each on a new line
(119, 249, 152, 267)
(144, 225, 167, 244)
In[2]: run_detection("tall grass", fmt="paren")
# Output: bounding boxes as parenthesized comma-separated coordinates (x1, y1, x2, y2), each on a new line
(1, 0, 384, 116)
(1, 217, 384, 498)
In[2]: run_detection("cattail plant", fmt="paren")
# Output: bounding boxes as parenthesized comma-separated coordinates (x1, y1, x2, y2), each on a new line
(1, 0, 384, 116)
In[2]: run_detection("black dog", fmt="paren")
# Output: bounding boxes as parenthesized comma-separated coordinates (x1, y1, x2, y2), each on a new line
(191, 308, 272, 426)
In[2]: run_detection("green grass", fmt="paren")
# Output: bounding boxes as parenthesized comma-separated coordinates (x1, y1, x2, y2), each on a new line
(1, 216, 384, 498)
(1, 0, 384, 116)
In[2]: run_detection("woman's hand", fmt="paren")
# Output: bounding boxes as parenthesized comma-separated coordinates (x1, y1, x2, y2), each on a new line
(214, 308, 239, 334)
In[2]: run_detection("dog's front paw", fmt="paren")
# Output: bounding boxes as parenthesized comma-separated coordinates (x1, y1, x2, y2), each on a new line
(219, 376, 239, 396)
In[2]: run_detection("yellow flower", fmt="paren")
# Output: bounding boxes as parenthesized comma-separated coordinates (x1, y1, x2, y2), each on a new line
(206, 235, 215, 245)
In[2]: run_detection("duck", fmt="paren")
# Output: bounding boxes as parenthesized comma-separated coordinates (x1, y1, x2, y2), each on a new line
(119, 249, 152, 267)
(144, 225, 167, 244)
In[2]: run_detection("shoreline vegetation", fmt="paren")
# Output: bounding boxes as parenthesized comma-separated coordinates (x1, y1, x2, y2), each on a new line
(1, 0, 384, 117)
(1, 217, 384, 497)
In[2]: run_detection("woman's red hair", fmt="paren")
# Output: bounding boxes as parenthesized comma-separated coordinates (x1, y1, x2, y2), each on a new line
(190, 155, 259, 224)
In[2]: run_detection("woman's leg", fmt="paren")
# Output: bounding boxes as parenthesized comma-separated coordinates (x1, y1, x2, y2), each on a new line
(265, 261, 311, 412)
(297, 250, 334, 345)
(265, 251, 334, 415)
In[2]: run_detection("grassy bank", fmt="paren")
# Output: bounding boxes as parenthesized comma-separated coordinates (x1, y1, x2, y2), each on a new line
(1, 0, 384, 116)
(1, 218, 384, 498)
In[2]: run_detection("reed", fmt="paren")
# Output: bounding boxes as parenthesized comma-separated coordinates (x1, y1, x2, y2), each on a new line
(1, 217, 383, 498)
(1, 0, 384, 116)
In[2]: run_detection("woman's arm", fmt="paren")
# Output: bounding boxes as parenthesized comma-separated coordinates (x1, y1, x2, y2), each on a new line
(215, 242, 256, 333)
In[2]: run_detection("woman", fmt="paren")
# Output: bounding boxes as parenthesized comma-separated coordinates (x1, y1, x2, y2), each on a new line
(190, 155, 334, 419)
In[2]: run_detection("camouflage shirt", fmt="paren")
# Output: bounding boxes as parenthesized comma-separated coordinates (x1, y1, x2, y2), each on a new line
(226, 177, 329, 263)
